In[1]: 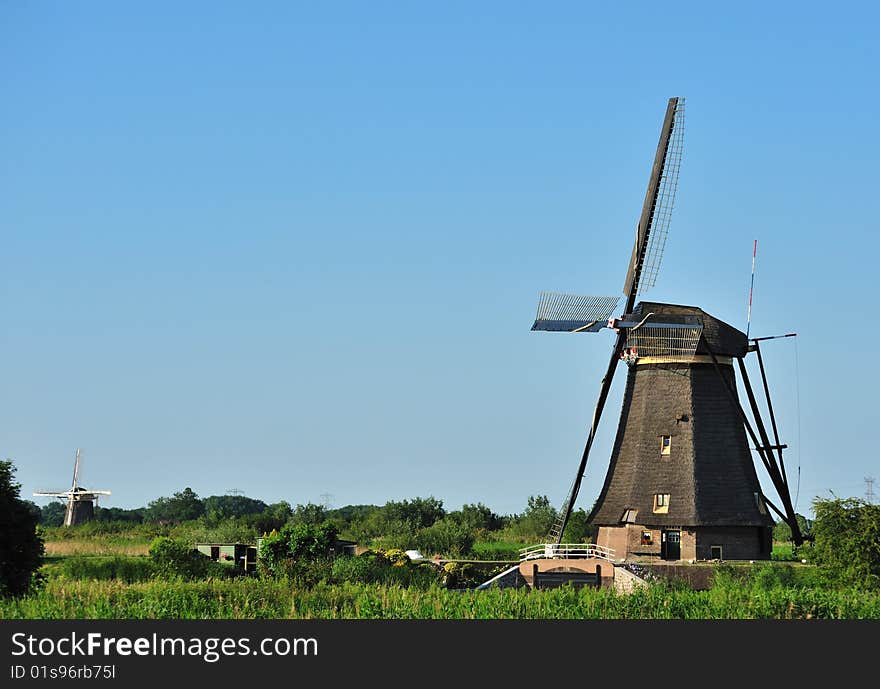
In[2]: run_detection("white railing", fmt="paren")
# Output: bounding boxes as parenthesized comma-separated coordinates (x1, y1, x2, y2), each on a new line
(519, 543, 615, 562)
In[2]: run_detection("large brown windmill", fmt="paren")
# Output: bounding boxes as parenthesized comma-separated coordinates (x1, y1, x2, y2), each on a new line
(532, 98, 801, 562)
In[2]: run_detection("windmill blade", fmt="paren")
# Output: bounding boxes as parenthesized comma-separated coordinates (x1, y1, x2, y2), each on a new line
(532, 293, 620, 333)
(71, 448, 81, 490)
(622, 97, 686, 305)
(549, 97, 686, 544)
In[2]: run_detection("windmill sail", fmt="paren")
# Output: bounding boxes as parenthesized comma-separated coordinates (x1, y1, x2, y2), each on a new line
(71, 448, 81, 490)
(623, 97, 685, 303)
(532, 293, 620, 333)
(547, 97, 686, 544)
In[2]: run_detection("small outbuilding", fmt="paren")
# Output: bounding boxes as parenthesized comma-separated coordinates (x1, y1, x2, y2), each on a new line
(195, 543, 258, 574)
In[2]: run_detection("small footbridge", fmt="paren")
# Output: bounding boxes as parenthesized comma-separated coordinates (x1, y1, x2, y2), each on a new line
(476, 543, 619, 590)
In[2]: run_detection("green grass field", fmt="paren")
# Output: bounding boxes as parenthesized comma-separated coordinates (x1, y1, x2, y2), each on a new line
(4, 573, 880, 619)
(1, 537, 876, 620)
(6, 531, 869, 620)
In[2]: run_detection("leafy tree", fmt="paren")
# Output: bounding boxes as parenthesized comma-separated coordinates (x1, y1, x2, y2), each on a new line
(383, 496, 445, 530)
(95, 506, 145, 523)
(812, 497, 880, 589)
(203, 494, 268, 521)
(344, 497, 445, 547)
(447, 503, 503, 533)
(0, 459, 45, 596)
(250, 501, 294, 534)
(39, 500, 67, 527)
(346, 508, 393, 545)
(413, 518, 475, 557)
(289, 502, 327, 526)
(561, 508, 596, 543)
(372, 519, 421, 550)
(145, 487, 205, 523)
(22, 500, 41, 523)
(327, 504, 380, 525)
(508, 495, 558, 539)
(773, 513, 814, 543)
(265, 501, 294, 522)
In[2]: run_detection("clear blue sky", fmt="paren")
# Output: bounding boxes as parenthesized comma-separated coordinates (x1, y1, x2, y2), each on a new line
(3, 2, 877, 518)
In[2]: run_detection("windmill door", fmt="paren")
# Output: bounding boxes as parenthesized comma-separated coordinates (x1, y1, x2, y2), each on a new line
(661, 530, 681, 560)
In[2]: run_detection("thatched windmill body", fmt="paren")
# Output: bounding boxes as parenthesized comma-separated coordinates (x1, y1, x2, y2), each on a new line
(532, 98, 801, 562)
(33, 449, 111, 527)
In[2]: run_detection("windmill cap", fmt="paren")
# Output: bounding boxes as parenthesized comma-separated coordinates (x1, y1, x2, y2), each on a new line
(633, 302, 749, 358)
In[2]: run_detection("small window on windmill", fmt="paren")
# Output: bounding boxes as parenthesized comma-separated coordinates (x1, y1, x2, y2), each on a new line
(660, 435, 672, 455)
(641, 530, 653, 546)
(621, 508, 638, 523)
(653, 494, 670, 514)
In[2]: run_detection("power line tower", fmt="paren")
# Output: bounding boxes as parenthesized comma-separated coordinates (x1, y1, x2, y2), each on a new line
(320, 493, 334, 510)
(226, 488, 244, 496)
(865, 477, 876, 504)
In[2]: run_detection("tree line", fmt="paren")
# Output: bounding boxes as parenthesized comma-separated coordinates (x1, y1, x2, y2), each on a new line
(8, 457, 878, 599)
(31, 485, 597, 548)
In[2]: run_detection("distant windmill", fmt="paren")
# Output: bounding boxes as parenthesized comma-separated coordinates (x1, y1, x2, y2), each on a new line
(33, 449, 112, 526)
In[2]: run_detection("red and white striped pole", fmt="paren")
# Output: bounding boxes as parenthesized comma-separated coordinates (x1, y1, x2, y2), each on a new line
(746, 239, 757, 338)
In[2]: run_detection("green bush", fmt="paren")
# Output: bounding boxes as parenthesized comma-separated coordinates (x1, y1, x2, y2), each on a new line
(258, 522, 339, 581)
(413, 519, 475, 558)
(148, 537, 225, 580)
(378, 548, 410, 566)
(812, 497, 880, 589)
(331, 551, 440, 588)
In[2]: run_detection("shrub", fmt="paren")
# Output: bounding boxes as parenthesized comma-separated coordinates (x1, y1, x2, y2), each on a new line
(257, 529, 288, 577)
(413, 519, 475, 558)
(812, 497, 880, 589)
(258, 522, 339, 580)
(379, 548, 410, 566)
(148, 537, 223, 580)
(440, 561, 498, 589)
(331, 551, 440, 588)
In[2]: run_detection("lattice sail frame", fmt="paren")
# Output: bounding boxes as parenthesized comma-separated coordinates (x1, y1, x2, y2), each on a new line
(532, 292, 620, 333)
(638, 98, 685, 295)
